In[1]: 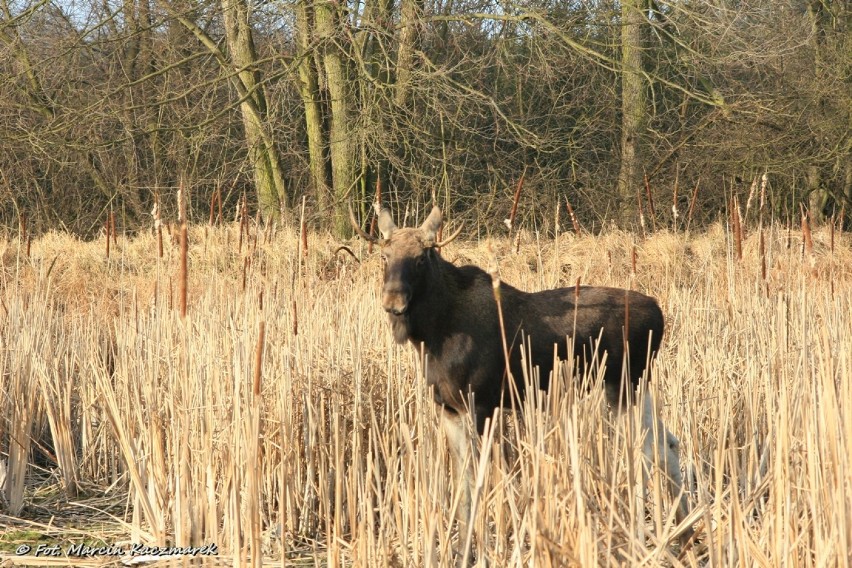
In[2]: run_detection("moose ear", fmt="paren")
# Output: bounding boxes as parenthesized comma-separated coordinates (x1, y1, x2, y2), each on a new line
(377, 208, 397, 240)
(420, 206, 443, 243)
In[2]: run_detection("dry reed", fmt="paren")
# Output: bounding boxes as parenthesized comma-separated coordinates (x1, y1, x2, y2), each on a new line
(0, 219, 850, 566)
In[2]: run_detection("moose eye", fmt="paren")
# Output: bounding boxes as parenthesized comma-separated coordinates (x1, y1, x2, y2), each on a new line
(380, 254, 388, 265)
(416, 255, 426, 270)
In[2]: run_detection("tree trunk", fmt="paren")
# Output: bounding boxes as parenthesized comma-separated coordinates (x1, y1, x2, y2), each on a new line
(122, 0, 156, 216)
(221, 0, 288, 219)
(295, 0, 331, 213)
(395, 0, 422, 107)
(315, 0, 354, 237)
(806, 0, 829, 223)
(807, 165, 826, 221)
(617, 0, 647, 228)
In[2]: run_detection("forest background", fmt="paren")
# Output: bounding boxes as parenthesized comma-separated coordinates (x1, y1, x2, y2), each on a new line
(1, 0, 849, 237)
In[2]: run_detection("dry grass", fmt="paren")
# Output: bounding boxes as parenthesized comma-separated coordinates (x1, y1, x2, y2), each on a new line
(0, 220, 850, 566)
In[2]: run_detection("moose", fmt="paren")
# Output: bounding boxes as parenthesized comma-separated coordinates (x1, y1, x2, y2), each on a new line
(350, 205, 690, 544)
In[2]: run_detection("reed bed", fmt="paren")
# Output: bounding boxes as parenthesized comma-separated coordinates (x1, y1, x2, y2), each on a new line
(0, 220, 850, 566)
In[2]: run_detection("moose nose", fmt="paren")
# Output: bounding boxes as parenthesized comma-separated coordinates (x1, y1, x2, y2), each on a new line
(382, 290, 409, 315)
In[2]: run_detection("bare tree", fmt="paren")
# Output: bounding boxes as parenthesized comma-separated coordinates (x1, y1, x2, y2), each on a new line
(295, 0, 331, 214)
(618, 0, 648, 226)
(0, 0, 849, 233)
(314, 0, 355, 236)
(221, 0, 289, 217)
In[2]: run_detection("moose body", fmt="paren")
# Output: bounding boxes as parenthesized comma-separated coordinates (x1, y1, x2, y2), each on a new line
(352, 205, 690, 543)
(386, 258, 664, 432)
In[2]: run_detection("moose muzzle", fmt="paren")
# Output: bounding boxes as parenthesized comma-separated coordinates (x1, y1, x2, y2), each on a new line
(382, 288, 410, 316)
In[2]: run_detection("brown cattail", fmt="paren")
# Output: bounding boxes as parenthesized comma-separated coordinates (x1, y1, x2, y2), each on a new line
(631, 244, 637, 289)
(209, 187, 217, 226)
(238, 192, 247, 254)
(253, 321, 266, 396)
(565, 196, 582, 235)
(156, 225, 163, 259)
(300, 196, 308, 261)
(217, 185, 223, 225)
(110, 210, 117, 245)
(759, 227, 766, 282)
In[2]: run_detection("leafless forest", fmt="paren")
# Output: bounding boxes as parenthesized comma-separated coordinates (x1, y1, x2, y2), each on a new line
(0, 0, 849, 235)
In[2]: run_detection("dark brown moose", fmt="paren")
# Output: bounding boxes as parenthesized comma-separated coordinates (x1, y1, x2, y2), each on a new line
(351, 205, 690, 543)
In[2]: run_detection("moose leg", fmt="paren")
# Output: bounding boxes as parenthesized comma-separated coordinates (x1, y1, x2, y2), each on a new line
(640, 394, 692, 541)
(441, 408, 476, 533)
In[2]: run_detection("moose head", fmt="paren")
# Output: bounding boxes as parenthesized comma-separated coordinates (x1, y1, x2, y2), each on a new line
(350, 205, 463, 321)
